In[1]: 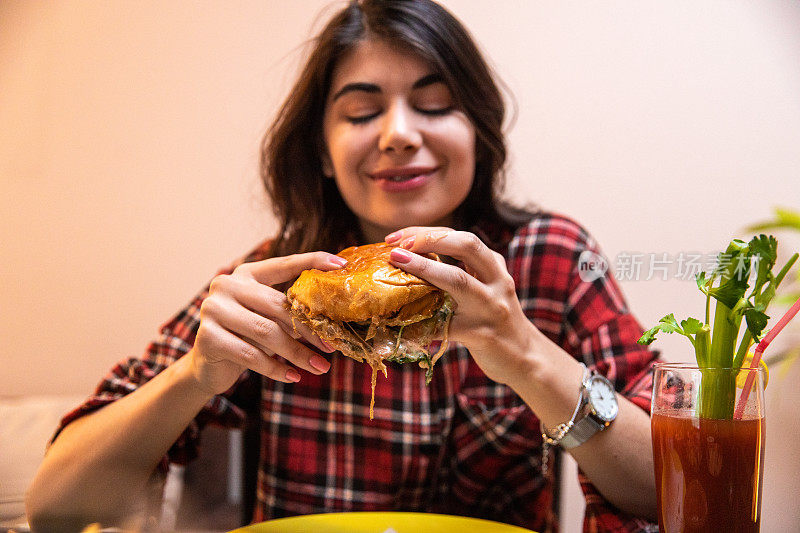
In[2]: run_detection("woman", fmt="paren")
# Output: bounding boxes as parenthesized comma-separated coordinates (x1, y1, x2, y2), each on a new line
(26, 1, 658, 531)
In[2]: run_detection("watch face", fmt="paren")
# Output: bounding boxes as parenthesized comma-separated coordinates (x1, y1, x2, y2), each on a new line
(588, 376, 619, 422)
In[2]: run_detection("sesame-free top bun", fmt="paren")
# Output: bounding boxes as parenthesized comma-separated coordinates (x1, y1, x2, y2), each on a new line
(287, 242, 438, 322)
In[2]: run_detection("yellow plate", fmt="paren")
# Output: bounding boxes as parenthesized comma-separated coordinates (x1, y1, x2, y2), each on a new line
(230, 512, 536, 533)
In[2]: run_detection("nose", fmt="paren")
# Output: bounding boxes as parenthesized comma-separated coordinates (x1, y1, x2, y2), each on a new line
(378, 101, 422, 153)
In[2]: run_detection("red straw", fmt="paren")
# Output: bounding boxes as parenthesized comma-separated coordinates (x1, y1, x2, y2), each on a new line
(734, 296, 800, 419)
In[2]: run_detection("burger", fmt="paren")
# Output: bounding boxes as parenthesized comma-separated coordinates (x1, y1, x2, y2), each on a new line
(286, 242, 456, 418)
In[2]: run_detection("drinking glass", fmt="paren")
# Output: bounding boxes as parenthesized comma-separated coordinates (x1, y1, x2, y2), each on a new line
(651, 362, 766, 533)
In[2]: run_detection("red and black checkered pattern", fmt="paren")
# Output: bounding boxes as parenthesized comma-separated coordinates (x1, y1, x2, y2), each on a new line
(56, 212, 658, 532)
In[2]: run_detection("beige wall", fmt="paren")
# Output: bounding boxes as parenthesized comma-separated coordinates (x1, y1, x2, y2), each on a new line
(2, 1, 800, 530)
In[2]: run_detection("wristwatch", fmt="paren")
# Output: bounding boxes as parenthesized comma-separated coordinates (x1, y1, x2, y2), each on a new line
(559, 370, 619, 449)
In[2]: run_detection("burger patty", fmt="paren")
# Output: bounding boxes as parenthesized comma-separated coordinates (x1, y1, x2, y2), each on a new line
(287, 294, 455, 384)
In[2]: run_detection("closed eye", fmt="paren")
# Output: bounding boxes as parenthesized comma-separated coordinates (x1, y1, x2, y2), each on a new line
(346, 112, 380, 125)
(417, 106, 453, 116)
(346, 104, 454, 125)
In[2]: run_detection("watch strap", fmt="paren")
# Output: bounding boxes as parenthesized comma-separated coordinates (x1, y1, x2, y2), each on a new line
(560, 412, 605, 449)
(559, 373, 617, 449)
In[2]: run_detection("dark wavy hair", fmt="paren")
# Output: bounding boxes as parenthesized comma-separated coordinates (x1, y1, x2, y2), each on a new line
(261, 0, 533, 257)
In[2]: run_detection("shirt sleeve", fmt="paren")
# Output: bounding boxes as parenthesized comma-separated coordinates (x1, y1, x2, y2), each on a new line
(556, 219, 659, 531)
(560, 229, 657, 408)
(51, 242, 272, 469)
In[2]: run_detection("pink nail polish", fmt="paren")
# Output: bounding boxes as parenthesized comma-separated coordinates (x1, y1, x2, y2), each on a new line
(310, 355, 331, 373)
(286, 368, 301, 382)
(385, 231, 402, 243)
(320, 339, 336, 352)
(329, 255, 347, 267)
(391, 248, 412, 263)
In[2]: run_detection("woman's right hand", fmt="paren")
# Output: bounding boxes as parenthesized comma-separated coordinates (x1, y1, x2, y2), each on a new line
(188, 251, 347, 395)
(26, 252, 346, 529)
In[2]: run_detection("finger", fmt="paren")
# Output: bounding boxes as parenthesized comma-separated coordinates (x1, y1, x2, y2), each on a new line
(235, 251, 347, 287)
(208, 296, 331, 375)
(242, 283, 335, 353)
(212, 272, 336, 354)
(384, 226, 451, 244)
(394, 228, 507, 285)
(277, 319, 301, 340)
(202, 321, 302, 383)
(388, 247, 490, 307)
(277, 315, 336, 354)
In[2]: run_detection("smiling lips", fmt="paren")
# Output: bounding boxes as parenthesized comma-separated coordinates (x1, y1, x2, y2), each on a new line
(369, 166, 437, 191)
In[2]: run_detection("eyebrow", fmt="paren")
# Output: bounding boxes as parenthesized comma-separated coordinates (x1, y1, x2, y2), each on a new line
(330, 73, 445, 102)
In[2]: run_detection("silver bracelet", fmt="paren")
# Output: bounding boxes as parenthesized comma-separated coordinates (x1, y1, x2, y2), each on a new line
(540, 362, 590, 475)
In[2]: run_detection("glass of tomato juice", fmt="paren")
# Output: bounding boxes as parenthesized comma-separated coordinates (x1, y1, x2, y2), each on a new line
(651, 363, 766, 533)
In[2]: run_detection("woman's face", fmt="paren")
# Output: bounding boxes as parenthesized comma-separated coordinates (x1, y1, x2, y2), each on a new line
(322, 39, 476, 244)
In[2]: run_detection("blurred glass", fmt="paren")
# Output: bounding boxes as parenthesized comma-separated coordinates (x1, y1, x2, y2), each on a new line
(651, 363, 766, 533)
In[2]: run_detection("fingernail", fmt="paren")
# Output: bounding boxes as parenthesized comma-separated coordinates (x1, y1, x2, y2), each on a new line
(400, 235, 416, 249)
(286, 368, 301, 382)
(328, 255, 347, 267)
(309, 355, 331, 373)
(385, 231, 402, 243)
(391, 248, 412, 263)
(320, 339, 336, 352)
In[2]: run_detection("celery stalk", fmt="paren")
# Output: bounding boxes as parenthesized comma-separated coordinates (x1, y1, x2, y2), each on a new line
(639, 234, 797, 420)
(702, 299, 740, 418)
(698, 368, 736, 420)
(694, 325, 711, 367)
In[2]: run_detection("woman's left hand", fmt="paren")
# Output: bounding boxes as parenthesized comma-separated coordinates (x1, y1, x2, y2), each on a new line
(385, 227, 541, 386)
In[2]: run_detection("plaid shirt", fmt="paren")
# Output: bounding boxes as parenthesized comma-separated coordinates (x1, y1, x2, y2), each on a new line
(58, 212, 658, 532)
